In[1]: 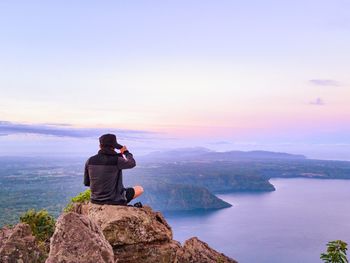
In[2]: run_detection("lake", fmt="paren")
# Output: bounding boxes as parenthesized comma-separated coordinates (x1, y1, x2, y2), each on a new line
(165, 178, 350, 263)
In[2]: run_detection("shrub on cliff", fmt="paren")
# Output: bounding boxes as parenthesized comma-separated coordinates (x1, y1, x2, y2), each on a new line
(64, 189, 91, 212)
(20, 209, 56, 243)
(321, 240, 348, 263)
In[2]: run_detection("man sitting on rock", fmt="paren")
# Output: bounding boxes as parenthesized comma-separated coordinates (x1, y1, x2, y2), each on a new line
(84, 133, 144, 206)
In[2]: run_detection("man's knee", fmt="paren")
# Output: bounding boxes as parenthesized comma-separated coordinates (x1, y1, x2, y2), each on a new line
(133, 185, 144, 198)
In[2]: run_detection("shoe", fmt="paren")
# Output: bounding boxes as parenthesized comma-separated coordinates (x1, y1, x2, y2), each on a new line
(133, 202, 143, 208)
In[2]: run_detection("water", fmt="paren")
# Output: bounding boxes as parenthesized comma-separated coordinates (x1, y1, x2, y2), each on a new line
(165, 178, 350, 263)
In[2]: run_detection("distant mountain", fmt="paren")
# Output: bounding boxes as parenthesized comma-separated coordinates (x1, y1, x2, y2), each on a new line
(140, 147, 213, 161)
(139, 148, 306, 163)
(208, 150, 306, 161)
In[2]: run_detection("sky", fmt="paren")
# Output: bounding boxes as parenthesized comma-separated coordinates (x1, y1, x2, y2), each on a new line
(0, 0, 349, 160)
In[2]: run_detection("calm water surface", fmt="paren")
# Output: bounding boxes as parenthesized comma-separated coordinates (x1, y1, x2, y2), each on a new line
(165, 178, 350, 263)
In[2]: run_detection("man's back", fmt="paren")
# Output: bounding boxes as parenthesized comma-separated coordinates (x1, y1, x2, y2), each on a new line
(84, 147, 136, 205)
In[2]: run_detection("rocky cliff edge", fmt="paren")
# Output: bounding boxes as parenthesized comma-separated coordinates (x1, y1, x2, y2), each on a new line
(1, 203, 237, 263)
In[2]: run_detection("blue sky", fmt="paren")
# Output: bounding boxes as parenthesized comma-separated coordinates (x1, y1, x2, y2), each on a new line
(0, 1, 349, 159)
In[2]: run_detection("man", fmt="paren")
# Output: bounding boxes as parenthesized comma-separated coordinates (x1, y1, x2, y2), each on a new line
(84, 133, 144, 205)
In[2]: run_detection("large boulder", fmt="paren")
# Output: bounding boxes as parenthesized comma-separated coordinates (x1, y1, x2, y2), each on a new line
(176, 237, 237, 263)
(0, 223, 44, 263)
(73, 203, 238, 263)
(46, 212, 114, 263)
(78, 203, 173, 246)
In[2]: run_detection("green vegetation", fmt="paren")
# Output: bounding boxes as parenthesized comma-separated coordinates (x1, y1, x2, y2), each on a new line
(321, 240, 348, 263)
(19, 209, 56, 260)
(216, 256, 225, 263)
(64, 188, 91, 212)
(20, 209, 56, 243)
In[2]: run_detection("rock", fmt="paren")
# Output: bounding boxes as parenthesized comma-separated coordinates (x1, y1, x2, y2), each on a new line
(113, 240, 181, 263)
(176, 237, 237, 263)
(46, 212, 114, 263)
(71, 201, 89, 215)
(72, 203, 238, 262)
(0, 223, 44, 263)
(79, 203, 173, 246)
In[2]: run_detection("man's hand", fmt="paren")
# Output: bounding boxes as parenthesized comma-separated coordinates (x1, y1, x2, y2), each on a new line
(120, 146, 128, 154)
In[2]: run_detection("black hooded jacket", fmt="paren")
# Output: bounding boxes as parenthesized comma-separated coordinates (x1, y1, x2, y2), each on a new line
(84, 148, 136, 205)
